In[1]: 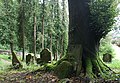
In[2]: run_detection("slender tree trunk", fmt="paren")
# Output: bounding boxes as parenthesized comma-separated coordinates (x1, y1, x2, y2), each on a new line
(56, 40, 58, 60)
(17, 0, 25, 61)
(10, 42, 13, 54)
(61, 0, 68, 57)
(50, 33, 53, 60)
(21, 26, 25, 61)
(54, 40, 58, 61)
(42, 16, 44, 50)
(33, 13, 37, 59)
(21, 4, 25, 61)
(41, 0, 45, 50)
(60, 36, 63, 58)
(50, 33, 52, 52)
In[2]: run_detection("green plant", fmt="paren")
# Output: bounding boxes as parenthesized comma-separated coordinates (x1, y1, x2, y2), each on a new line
(0, 54, 11, 71)
(106, 59, 120, 69)
(99, 35, 115, 57)
(0, 54, 11, 61)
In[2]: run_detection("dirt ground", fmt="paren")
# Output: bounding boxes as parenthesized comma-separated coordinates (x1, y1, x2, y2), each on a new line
(0, 70, 119, 83)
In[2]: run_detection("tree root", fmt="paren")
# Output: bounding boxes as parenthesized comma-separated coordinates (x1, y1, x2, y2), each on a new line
(84, 56, 118, 80)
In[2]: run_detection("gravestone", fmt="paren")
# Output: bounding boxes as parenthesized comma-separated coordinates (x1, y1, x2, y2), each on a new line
(103, 53, 112, 62)
(12, 52, 22, 69)
(26, 54, 31, 65)
(40, 48, 51, 63)
(26, 53, 34, 65)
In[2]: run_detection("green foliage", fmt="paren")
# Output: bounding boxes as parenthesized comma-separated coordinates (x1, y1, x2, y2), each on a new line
(99, 35, 115, 57)
(0, 44, 10, 50)
(0, 0, 18, 45)
(0, 54, 11, 71)
(0, 0, 68, 61)
(106, 59, 120, 69)
(42, 62, 56, 72)
(89, 0, 118, 40)
(0, 54, 11, 61)
(22, 63, 40, 71)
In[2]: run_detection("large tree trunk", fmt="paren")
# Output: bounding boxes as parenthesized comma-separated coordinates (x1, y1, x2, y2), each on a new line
(55, 0, 114, 79)
(68, 0, 95, 76)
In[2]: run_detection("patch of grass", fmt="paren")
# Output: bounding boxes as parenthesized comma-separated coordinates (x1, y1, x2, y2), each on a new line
(0, 54, 10, 61)
(0, 54, 40, 73)
(22, 63, 41, 72)
(0, 59, 11, 71)
(106, 59, 120, 73)
(106, 59, 120, 68)
(0, 54, 11, 67)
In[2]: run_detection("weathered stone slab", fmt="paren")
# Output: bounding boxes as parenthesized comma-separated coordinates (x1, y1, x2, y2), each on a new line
(40, 48, 51, 63)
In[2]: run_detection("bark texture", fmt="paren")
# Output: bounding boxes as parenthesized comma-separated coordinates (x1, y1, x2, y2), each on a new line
(41, 0, 45, 50)
(55, 0, 114, 79)
(34, 13, 37, 60)
(17, 0, 25, 61)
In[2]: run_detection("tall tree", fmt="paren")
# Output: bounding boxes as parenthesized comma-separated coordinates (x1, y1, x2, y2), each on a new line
(61, 0, 68, 57)
(41, 0, 45, 49)
(17, 0, 25, 61)
(33, 0, 37, 59)
(53, 0, 62, 60)
(0, 0, 18, 52)
(55, 0, 117, 79)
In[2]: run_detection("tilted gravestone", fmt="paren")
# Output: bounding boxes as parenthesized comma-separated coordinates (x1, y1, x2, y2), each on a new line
(103, 53, 112, 62)
(40, 48, 51, 63)
(12, 52, 22, 69)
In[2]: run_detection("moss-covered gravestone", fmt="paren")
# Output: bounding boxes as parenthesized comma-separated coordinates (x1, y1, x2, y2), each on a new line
(26, 54, 34, 65)
(103, 53, 112, 62)
(12, 52, 22, 69)
(54, 61, 74, 79)
(40, 48, 51, 63)
(26, 54, 31, 65)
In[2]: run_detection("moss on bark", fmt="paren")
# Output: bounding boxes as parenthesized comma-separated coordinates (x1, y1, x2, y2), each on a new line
(54, 49, 116, 79)
(85, 56, 116, 79)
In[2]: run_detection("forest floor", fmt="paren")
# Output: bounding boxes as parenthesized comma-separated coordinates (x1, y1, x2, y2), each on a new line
(0, 69, 119, 83)
(0, 62, 119, 83)
(0, 46, 120, 83)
